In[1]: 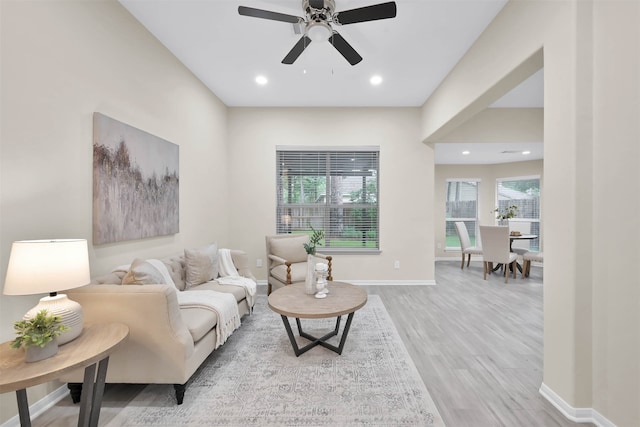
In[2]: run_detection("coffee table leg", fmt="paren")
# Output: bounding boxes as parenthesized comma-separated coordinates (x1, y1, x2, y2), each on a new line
(296, 316, 341, 342)
(335, 312, 355, 355)
(281, 315, 304, 356)
(280, 313, 355, 356)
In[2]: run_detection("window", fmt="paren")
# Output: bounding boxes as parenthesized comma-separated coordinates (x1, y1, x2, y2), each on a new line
(496, 176, 541, 251)
(445, 179, 480, 250)
(276, 147, 379, 252)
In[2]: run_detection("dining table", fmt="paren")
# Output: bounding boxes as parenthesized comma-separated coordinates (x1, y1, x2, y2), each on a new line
(491, 233, 538, 274)
(509, 233, 538, 251)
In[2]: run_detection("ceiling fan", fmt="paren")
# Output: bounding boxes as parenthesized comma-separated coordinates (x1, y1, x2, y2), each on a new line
(238, 0, 397, 66)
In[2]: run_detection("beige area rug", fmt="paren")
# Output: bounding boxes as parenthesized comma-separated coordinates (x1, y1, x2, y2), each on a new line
(105, 294, 445, 426)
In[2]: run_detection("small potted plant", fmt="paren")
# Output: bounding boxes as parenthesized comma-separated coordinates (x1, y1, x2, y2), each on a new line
(303, 226, 325, 255)
(494, 205, 519, 225)
(11, 309, 69, 362)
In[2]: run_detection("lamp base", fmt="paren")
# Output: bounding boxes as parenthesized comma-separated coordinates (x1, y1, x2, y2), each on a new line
(24, 294, 83, 345)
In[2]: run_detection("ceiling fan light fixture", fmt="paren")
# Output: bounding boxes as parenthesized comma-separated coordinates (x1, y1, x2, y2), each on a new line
(306, 21, 332, 42)
(370, 75, 383, 85)
(255, 75, 268, 85)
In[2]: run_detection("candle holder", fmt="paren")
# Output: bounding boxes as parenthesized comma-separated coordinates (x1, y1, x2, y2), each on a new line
(314, 263, 328, 299)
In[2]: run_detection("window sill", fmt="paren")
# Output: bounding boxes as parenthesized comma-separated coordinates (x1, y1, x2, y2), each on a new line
(320, 248, 381, 255)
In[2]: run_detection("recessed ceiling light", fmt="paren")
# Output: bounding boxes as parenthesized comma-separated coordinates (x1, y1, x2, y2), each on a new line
(522, 150, 531, 155)
(462, 150, 470, 155)
(255, 75, 268, 85)
(370, 75, 383, 86)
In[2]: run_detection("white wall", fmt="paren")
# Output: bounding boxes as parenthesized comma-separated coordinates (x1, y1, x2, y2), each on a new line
(591, 1, 640, 424)
(437, 108, 543, 144)
(227, 107, 434, 283)
(434, 160, 543, 259)
(0, 1, 229, 422)
(421, 0, 640, 425)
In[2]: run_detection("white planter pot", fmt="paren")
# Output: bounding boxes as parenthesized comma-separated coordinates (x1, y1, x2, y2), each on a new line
(25, 338, 59, 363)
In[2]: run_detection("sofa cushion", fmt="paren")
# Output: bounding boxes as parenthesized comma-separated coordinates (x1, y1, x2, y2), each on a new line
(270, 262, 308, 283)
(193, 281, 246, 303)
(122, 258, 165, 285)
(180, 307, 217, 343)
(184, 243, 219, 288)
(270, 235, 309, 264)
(163, 256, 187, 291)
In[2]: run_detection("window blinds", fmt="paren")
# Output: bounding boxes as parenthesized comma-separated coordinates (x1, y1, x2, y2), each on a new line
(276, 148, 379, 251)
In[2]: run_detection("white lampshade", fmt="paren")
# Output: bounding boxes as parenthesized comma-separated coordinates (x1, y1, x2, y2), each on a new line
(4, 239, 90, 295)
(3, 239, 90, 344)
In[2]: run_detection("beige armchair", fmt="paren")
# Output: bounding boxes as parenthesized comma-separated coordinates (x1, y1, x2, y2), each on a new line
(265, 234, 333, 295)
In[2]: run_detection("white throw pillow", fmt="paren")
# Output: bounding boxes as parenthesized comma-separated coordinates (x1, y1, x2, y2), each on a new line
(184, 243, 219, 288)
(146, 259, 178, 290)
(122, 258, 165, 285)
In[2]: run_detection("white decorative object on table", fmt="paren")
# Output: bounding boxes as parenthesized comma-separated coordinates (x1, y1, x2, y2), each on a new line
(314, 262, 328, 298)
(25, 338, 59, 363)
(304, 255, 316, 295)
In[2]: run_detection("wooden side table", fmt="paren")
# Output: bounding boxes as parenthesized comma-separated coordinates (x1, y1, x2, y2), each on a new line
(0, 322, 129, 427)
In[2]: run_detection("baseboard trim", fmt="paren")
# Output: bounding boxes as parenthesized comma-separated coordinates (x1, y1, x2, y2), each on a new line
(539, 383, 617, 427)
(1, 385, 67, 427)
(257, 280, 436, 287)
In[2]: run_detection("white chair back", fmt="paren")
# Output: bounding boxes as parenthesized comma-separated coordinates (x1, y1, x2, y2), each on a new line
(479, 226, 513, 264)
(454, 222, 472, 250)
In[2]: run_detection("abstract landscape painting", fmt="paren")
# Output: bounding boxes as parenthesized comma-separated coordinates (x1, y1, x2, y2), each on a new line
(93, 113, 179, 244)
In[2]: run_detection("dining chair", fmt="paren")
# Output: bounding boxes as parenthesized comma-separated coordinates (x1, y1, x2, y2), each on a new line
(454, 222, 483, 269)
(522, 251, 544, 278)
(479, 225, 518, 283)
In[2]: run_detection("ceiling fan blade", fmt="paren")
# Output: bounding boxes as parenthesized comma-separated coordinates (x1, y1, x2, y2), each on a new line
(330, 32, 363, 65)
(309, 0, 325, 9)
(334, 1, 397, 25)
(282, 36, 312, 64)
(238, 6, 302, 24)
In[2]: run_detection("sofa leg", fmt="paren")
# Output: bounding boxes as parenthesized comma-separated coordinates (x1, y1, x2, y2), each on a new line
(174, 383, 186, 405)
(68, 383, 82, 404)
(267, 283, 272, 295)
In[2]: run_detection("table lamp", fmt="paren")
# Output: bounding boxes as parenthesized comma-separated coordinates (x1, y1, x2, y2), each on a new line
(3, 239, 90, 345)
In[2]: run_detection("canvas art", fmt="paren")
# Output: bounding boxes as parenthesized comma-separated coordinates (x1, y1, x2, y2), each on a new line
(93, 113, 179, 244)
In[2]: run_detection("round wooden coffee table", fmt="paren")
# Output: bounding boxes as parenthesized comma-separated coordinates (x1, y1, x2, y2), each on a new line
(268, 281, 367, 356)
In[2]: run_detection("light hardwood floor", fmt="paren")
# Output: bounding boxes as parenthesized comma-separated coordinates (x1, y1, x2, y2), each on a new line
(30, 260, 590, 427)
(365, 261, 592, 427)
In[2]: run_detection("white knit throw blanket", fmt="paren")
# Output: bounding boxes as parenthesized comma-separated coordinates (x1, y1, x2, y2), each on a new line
(218, 248, 257, 309)
(176, 290, 240, 349)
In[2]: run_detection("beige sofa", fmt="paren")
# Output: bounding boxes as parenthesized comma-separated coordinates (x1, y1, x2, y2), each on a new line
(60, 248, 255, 405)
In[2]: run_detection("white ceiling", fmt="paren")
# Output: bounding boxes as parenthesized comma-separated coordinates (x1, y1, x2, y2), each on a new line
(120, 0, 513, 107)
(119, 0, 544, 163)
(434, 142, 544, 165)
